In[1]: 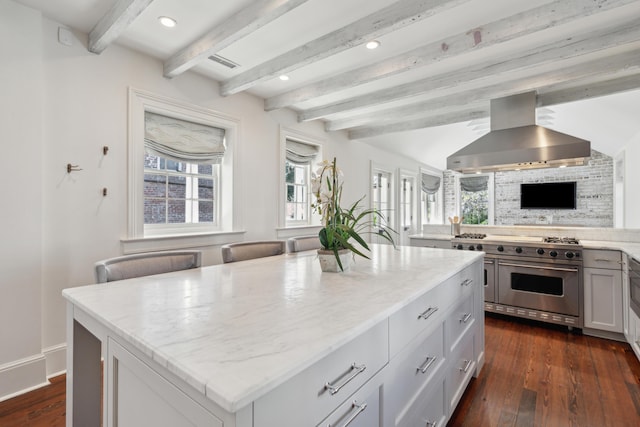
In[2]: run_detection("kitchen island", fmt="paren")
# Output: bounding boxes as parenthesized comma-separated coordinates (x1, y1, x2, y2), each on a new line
(63, 244, 483, 426)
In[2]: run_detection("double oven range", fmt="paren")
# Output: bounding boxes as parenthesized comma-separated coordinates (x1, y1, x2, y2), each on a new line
(452, 233, 583, 329)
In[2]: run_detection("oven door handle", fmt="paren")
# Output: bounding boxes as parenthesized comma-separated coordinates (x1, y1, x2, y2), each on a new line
(498, 261, 579, 273)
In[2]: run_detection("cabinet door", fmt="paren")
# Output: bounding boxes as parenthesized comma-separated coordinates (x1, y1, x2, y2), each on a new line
(107, 338, 223, 427)
(584, 267, 623, 333)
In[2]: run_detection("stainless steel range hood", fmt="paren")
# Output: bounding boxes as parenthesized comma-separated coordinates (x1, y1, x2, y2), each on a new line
(447, 92, 591, 173)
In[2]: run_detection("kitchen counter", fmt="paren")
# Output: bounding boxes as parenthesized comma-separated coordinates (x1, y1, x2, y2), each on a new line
(63, 244, 483, 426)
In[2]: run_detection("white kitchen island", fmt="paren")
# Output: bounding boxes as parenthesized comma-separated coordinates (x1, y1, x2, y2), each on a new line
(63, 244, 484, 427)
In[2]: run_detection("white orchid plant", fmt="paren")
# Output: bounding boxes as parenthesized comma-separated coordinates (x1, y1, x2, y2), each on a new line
(311, 157, 396, 271)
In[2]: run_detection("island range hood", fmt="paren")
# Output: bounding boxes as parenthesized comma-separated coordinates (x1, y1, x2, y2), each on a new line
(447, 92, 591, 173)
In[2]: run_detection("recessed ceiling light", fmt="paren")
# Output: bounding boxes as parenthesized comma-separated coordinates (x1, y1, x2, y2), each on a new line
(158, 16, 177, 28)
(279, 75, 290, 81)
(366, 40, 381, 50)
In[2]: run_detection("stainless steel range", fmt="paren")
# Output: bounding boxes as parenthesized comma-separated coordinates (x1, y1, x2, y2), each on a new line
(452, 234, 583, 329)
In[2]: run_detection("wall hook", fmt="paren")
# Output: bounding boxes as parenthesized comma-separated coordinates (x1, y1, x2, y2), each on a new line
(67, 163, 83, 173)
(102, 188, 108, 197)
(103, 146, 109, 155)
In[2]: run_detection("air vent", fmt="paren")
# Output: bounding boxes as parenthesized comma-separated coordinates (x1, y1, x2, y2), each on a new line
(208, 54, 239, 69)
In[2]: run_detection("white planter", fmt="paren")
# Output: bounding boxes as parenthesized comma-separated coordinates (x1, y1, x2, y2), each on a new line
(317, 249, 353, 272)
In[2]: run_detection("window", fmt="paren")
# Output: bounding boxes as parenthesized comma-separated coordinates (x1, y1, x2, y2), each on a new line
(420, 172, 442, 225)
(372, 169, 392, 230)
(280, 129, 322, 228)
(144, 157, 218, 225)
(400, 177, 413, 231)
(457, 174, 494, 225)
(128, 89, 238, 239)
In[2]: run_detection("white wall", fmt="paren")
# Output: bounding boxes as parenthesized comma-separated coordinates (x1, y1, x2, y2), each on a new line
(0, 0, 47, 398)
(1, 1, 424, 400)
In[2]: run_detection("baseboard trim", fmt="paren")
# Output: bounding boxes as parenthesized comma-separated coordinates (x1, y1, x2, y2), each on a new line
(43, 343, 67, 377)
(0, 353, 48, 402)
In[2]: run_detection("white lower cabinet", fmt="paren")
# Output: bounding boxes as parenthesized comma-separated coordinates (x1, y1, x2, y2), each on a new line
(107, 338, 223, 427)
(583, 249, 624, 335)
(396, 375, 446, 427)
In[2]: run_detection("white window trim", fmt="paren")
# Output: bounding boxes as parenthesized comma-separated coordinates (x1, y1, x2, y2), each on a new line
(454, 172, 495, 225)
(127, 87, 239, 239)
(278, 126, 323, 228)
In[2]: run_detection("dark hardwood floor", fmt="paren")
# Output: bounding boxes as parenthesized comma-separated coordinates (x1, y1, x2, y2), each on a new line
(1, 314, 639, 426)
(449, 314, 640, 427)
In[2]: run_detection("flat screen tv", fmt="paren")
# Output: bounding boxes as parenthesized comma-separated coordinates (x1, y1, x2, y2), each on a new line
(520, 182, 576, 209)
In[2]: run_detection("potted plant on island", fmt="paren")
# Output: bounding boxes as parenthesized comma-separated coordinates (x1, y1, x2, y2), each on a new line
(311, 157, 396, 272)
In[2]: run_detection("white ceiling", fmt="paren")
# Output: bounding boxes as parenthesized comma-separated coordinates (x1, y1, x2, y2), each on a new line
(16, 0, 640, 170)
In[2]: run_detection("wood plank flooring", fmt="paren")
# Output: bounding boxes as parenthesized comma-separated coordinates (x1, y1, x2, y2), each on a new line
(448, 314, 640, 427)
(1, 314, 638, 426)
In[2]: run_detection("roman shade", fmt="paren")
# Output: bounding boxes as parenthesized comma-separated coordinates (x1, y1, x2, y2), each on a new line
(460, 175, 489, 192)
(144, 111, 226, 164)
(421, 173, 441, 194)
(285, 139, 319, 164)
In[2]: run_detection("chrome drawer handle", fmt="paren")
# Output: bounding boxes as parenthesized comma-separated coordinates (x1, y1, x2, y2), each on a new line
(459, 359, 472, 373)
(460, 313, 472, 323)
(327, 401, 368, 427)
(418, 306, 438, 320)
(594, 258, 622, 264)
(417, 355, 437, 374)
(426, 421, 438, 427)
(461, 278, 472, 287)
(325, 363, 366, 395)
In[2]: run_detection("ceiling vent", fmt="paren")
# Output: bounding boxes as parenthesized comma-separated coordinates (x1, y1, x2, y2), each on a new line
(208, 54, 240, 69)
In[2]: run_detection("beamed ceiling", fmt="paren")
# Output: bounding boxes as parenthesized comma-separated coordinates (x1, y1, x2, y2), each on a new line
(17, 0, 640, 169)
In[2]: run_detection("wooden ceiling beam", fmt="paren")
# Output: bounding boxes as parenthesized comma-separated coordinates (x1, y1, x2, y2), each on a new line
(163, 0, 310, 78)
(266, 0, 637, 110)
(219, 0, 473, 96)
(299, 22, 640, 122)
(327, 48, 640, 131)
(88, 0, 155, 54)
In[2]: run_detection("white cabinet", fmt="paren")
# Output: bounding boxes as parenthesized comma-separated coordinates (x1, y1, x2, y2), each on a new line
(384, 261, 483, 427)
(583, 249, 624, 335)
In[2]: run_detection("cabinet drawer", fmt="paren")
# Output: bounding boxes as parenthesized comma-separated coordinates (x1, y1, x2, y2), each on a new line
(396, 375, 446, 427)
(446, 291, 476, 354)
(583, 249, 622, 269)
(389, 264, 475, 356)
(254, 320, 388, 427)
(386, 323, 445, 426)
(447, 331, 475, 413)
(318, 378, 381, 427)
(410, 238, 452, 249)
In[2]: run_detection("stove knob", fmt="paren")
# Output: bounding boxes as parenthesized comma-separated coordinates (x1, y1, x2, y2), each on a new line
(537, 248, 545, 255)
(515, 247, 523, 254)
(497, 245, 504, 252)
(550, 250, 558, 258)
(476, 244, 483, 250)
(456, 244, 463, 250)
(468, 245, 475, 251)
(565, 251, 574, 259)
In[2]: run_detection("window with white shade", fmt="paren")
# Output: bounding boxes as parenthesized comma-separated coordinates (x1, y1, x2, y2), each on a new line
(280, 130, 322, 227)
(143, 112, 223, 227)
(421, 172, 442, 225)
(456, 174, 494, 225)
(128, 89, 238, 239)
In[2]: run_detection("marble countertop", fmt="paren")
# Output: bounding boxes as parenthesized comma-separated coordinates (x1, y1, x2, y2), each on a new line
(63, 244, 482, 413)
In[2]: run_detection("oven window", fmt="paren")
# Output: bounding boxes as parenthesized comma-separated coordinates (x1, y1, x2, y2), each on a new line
(511, 273, 563, 296)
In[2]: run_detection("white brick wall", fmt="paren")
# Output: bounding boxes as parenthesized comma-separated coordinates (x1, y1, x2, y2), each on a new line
(444, 150, 613, 227)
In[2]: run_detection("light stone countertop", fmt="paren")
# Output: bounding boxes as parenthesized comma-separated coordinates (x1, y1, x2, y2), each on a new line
(63, 244, 482, 413)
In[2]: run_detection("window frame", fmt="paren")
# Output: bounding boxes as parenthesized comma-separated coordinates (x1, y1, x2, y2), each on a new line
(454, 173, 495, 225)
(370, 162, 395, 235)
(278, 127, 323, 229)
(127, 88, 239, 239)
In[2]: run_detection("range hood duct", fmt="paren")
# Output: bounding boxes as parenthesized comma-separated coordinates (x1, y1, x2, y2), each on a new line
(447, 92, 590, 173)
